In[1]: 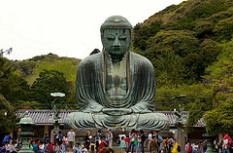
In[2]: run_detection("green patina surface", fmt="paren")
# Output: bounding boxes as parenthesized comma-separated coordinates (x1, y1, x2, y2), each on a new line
(65, 15, 169, 130)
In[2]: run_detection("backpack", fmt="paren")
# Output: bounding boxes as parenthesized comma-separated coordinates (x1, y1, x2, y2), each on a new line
(157, 135, 163, 143)
(188, 145, 192, 153)
(58, 134, 63, 142)
(141, 134, 146, 141)
(29, 144, 34, 151)
(177, 145, 181, 152)
(33, 143, 39, 151)
(47, 144, 53, 151)
(90, 144, 95, 151)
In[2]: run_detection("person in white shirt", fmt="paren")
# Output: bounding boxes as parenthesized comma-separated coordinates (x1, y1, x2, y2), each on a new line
(5, 142, 11, 153)
(9, 142, 17, 153)
(105, 129, 113, 148)
(73, 143, 82, 153)
(148, 131, 154, 151)
(126, 129, 136, 153)
(39, 142, 45, 153)
(67, 129, 76, 152)
(118, 131, 126, 142)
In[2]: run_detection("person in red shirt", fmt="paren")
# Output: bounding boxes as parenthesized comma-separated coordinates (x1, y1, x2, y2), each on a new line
(124, 136, 130, 147)
(222, 134, 232, 153)
(99, 138, 108, 152)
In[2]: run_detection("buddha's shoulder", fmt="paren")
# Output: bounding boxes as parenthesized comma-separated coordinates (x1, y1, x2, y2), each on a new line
(79, 52, 102, 66)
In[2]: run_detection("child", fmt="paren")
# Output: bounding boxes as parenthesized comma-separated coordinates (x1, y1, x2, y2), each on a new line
(119, 136, 127, 153)
(89, 142, 96, 153)
(39, 142, 45, 153)
(60, 141, 67, 153)
(53, 142, 60, 153)
(9, 142, 18, 153)
(73, 143, 82, 153)
(81, 145, 88, 153)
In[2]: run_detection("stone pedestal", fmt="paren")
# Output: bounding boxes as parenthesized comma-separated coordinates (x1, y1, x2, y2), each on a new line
(50, 116, 61, 143)
(19, 131, 34, 153)
(18, 111, 34, 153)
(175, 124, 186, 153)
(203, 133, 217, 153)
(53, 120, 60, 133)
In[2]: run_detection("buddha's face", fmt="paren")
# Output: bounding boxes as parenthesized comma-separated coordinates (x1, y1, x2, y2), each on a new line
(102, 28, 131, 56)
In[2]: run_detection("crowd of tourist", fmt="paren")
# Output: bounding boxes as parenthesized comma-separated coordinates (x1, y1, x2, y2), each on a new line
(216, 134, 233, 153)
(183, 134, 233, 153)
(0, 130, 232, 153)
(184, 141, 207, 153)
(0, 133, 19, 153)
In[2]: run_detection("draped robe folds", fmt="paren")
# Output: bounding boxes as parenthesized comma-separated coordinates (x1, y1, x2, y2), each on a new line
(65, 52, 169, 129)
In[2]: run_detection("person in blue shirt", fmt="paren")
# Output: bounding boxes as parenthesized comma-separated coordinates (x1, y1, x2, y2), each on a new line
(73, 143, 82, 153)
(2, 133, 12, 144)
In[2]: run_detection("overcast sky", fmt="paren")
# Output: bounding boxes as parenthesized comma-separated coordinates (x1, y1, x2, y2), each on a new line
(1, 0, 184, 61)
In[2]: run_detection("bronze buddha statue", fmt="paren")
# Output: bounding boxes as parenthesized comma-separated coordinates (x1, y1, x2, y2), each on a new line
(65, 15, 169, 129)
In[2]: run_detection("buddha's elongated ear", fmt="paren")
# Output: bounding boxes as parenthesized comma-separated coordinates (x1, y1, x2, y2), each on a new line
(100, 30, 103, 47)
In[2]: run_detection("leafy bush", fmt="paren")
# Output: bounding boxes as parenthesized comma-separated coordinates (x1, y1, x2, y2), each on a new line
(203, 99, 233, 134)
(214, 17, 233, 41)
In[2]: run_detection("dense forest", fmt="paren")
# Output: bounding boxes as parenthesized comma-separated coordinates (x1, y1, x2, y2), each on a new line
(133, 0, 233, 134)
(0, 0, 232, 135)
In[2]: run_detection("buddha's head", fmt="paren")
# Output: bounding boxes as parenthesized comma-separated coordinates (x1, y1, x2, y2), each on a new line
(101, 15, 132, 57)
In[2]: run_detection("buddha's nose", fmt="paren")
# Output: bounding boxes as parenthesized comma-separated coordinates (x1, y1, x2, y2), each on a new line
(113, 38, 120, 47)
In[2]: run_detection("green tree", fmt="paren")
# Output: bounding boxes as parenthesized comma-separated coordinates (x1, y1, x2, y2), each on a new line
(15, 54, 81, 109)
(194, 21, 213, 38)
(0, 57, 30, 104)
(31, 70, 70, 109)
(155, 84, 213, 111)
(203, 99, 233, 134)
(0, 94, 19, 136)
(213, 16, 233, 41)
(15, 60, 36, 77)
(204, 39, 233, 94)
(0, 57, 28, 136)
(142, 30, 200, 85)
(24, 55, 80, 86)
(133, 22, 161, 50)
(187, 39, 233, 134)
(154, 50, 185, 87)
(30, 59, 79, 108)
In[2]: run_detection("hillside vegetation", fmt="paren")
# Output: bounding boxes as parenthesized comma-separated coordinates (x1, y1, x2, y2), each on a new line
(133, 0, 233, 134)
